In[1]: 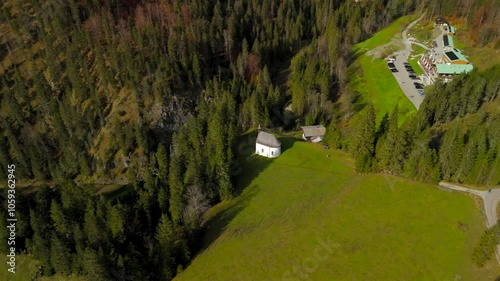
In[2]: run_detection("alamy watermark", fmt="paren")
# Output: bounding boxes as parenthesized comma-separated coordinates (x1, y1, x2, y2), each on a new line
(6, 164, 16, 274)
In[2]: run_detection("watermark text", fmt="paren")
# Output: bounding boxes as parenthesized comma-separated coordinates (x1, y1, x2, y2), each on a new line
(6, 164, 16, 274)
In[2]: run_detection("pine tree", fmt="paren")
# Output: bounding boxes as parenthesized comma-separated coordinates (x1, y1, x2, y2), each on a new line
(257, 66, 271, 95)
(169, 152, 186, 224)
(108, 203, 125, 243)
(81, 248, 109, 281)
(157, 144, 170, 212)
(376, 107, 399, 171)
(439, 123, 464, 181)
(454, 128, 483, 183)
(376, 112, 390, 140)
(50, 201, 71, 238)
(323, 120, 342, 149)
(404, 131, 440, 183)
(83, 200, 101, 247)
(50, 234, 72, 275)
(486, 144, 500, 186)
(351, 105, 376, 172)
(192, 53, 202, 86)
(351, 105, 376, 158)
(30, 186, 55, 275)
(218, 162, 233, 200)
(155, 214, 176, 280)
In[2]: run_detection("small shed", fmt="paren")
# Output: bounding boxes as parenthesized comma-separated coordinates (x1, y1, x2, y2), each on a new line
(256, 131, 281, 158)
(301, 125, 326, 143)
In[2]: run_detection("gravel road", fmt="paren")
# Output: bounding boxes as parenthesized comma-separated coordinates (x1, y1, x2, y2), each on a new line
(439, 182, 500, 265)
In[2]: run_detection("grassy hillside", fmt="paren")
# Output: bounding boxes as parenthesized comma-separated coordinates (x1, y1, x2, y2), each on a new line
(348, 16, 417, 123)
(175, 137, 500, 281)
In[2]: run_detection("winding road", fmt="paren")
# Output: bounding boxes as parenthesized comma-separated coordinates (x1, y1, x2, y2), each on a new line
(438, 182, 500, 264)
(401, 13, 427, 55)
(407, 40, 430, 51)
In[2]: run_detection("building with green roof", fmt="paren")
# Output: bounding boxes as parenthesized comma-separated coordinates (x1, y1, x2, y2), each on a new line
(436, 64, 473, 75)
(442, 49, 469, 64)
(443, 35, 455, 48)
(448, 26, 456, 35)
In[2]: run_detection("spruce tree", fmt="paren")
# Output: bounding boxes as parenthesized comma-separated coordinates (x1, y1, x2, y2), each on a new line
(50, 234, 72, 275)
(323, 120, 342, 149)
(439, 123, 464, 181)
(155, 214, 176, 280)
(351, 105, 376, 172)
(351, 104, 376, 158)
(376, 107, 398, 172)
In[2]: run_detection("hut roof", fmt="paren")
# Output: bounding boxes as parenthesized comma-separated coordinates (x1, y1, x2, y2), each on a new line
(256, 131, 281, 148)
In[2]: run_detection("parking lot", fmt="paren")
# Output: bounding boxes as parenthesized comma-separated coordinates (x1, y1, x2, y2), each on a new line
(387, 15, 428, 109)
(388, 59, 426, 109)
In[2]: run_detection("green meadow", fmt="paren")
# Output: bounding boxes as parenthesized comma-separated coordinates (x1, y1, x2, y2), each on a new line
(175, 137, 500, 281)
(348, 16, 416, 123)
(408, 45, 426, 75)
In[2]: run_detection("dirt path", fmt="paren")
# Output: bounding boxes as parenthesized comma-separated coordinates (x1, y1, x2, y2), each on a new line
(407, 40, 430, 51)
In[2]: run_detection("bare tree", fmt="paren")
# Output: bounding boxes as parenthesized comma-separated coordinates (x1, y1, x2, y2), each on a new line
(182, 185, 210, 228)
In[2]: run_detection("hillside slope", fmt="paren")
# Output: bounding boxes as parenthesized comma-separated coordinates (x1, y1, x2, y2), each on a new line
(175, 139, 500, 280)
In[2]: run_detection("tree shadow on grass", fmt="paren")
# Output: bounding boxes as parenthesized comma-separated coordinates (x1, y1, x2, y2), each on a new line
(233, 136, 299, 193)
(346, 48, 364, 68)
(345, 57, 368, 114)
(188, 136, 299, 264)
(232, 131, 271, 194)
(279, 136, 298, 155)
(195, 185, 260, 257)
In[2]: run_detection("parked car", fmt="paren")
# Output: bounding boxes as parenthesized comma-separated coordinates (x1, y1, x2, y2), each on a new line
(414, 82, 423, 89)
(391, 68, 399, 73)
(409, 74, 417, 79)
(403, 62, 410, 66)
(388, 63, 396, 68)
(418, 89, 425, 95)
